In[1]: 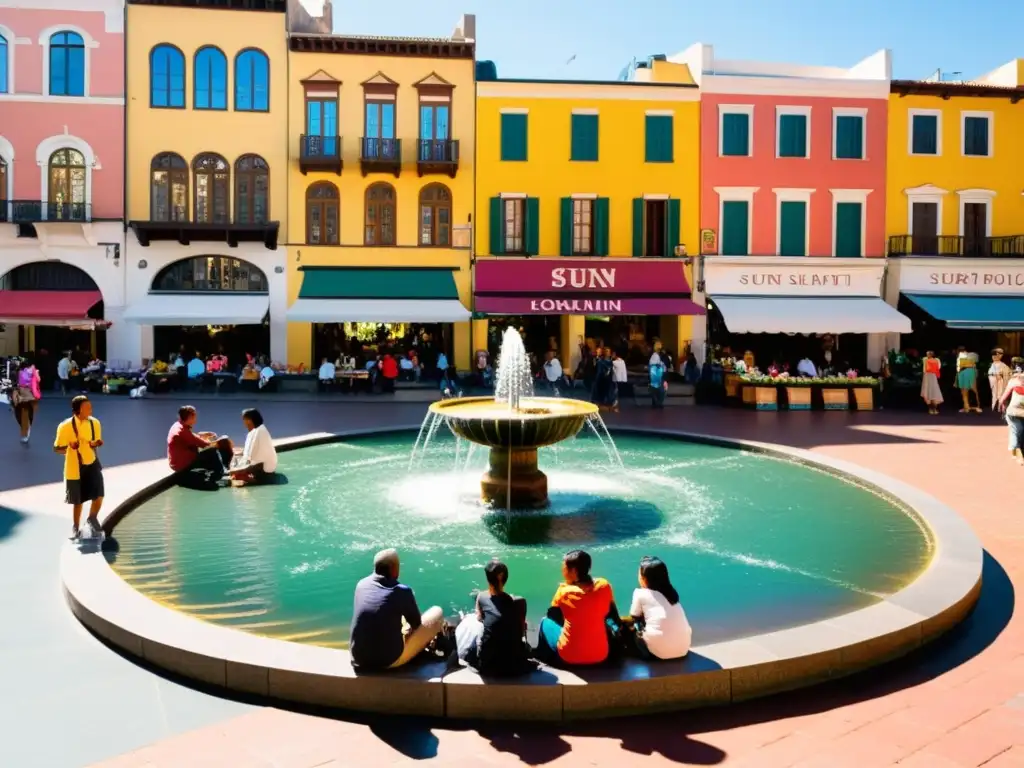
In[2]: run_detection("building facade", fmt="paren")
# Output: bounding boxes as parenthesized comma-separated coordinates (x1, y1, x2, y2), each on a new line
(283, 16, 476, 369)
(0, 0, 125, 360)
(475, 59, 703, 372)
(123, 0, 288, 366)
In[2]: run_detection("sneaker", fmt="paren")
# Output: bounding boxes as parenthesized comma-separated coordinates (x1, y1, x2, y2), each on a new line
(20, 436, 28, 445)
(86, 517, 102, 537)
(70, 526, 81, 540)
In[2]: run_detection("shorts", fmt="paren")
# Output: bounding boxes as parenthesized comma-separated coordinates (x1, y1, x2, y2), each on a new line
(66, 461, 105, 505)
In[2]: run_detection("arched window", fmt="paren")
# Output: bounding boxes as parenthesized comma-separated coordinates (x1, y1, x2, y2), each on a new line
(48, 148, 86, 219)
(194, 46, 227, 110)
(152, 256, 268, 293)
(235, 49, 269, 112)
(150, 44, 185, 108)
(150, 152, 188, 222)
(192, 153, 229, 224)
(0, 34, 9, 94)
(234, 154, 269, 224)
(49, 31, 85, 97)
(418, 183, 452, 247)
(364, 183, 396, 246)
(306, 182, 339, 245)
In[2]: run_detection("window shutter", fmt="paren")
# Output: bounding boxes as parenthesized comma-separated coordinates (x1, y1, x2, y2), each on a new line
(524, 197, 540, 255)
(560, 197, 573, 255)
(665, 198, 681, 257)
(912, 115, 938, 155)
(722, 113, 749, 156)
(835, 116, 863, 159)
(779, 114, 807, 158)
(645, 115, 673, 162)
(779, 201, 806, 256)
(571, 114, 599, 161)
(595, 197, 610, 256)
(489, 196, 504, 255)
(632, 198, 644, 256)
(835, 202, 862, 257)
(721, 201, 749, 256)
(500, 113, 528, 161)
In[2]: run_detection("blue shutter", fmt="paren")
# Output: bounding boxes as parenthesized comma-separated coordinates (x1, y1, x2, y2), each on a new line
(721, 201, 749, 256)
(911, 115, 938, 155)
(834, 116, 863, 160)
(489, 197, 504, 255)
(570, 114, 599, 161)
(779, 114, 807, 158)
(779, 201, 806, 256)
(645, 115, 673, 162)
(500, 113, 528, 161)
(721, 113, 749, 156)
(560, 197, 573, 255)
(632, 198, 644, 256)
(835, 203, 862, 257)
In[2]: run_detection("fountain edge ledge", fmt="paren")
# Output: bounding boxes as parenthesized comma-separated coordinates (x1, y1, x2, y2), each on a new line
(60, 426, 983, 721)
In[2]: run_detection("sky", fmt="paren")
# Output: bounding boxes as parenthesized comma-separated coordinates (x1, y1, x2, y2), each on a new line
(327, 0, 1024, 82)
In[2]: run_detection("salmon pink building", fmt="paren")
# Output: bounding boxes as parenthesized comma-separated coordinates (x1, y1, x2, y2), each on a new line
(0, 0, 126, 362)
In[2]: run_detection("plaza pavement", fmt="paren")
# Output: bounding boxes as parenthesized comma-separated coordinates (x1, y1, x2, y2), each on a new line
(0, 397, 1020, 767)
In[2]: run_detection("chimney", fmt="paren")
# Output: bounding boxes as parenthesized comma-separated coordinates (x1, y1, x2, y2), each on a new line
(452, 13, 475, 42)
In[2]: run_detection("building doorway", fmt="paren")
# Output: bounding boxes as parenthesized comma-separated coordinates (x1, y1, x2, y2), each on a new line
(644, 199, 667, 257)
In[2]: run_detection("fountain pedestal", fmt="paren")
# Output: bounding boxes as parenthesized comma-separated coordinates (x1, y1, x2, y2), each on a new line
(482, 448, 549, 509)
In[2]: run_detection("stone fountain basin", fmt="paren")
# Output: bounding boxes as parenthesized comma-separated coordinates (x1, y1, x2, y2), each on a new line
(429, 396, 599, 449)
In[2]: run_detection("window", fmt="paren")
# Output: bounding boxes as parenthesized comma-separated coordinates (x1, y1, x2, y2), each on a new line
(419, 183, 451, 246)
(235, 49, 269, 112)
(500, 112, 528, 161)
(305, 94, 339, 158)
(49, 31, 85, 97)
(48, 148, 86, 218)
(503, 198, 524, 253)
(153, 256, 268, 293)
(150, 152, 188, 222)
(419, 102, 452, 161)
(777, 108, 809, 158)
(962, 112, 992, 157)
(721, 201, 749, 256)
(364, 99, 397, 159)
(833, 109, 865, 160)
(644, 114, 673, 162)
(570, 113, 599, 162)
(488, 196, 539, 255)
(306, 181, 338, 245)
(364, 182, 396, 246)
(571, 199, 594, 254)
(150, 44, 185, 108)
(909, 110, 940, 156)
(720, 107, 752, 157)
(779, 200, 807, 256)
(0, 33, 8, 94)
(194, 46, 227, 110)
(192, 153, 229, 224)
(234, 154, 269, 224)
(834, 202, 863, 257)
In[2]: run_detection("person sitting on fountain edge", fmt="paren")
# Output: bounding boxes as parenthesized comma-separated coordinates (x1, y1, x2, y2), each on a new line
(228, 408, 277, 486)
(349, 548, 444, 670)
(454, 559, 533, 676)
(167, 405, 234, 489)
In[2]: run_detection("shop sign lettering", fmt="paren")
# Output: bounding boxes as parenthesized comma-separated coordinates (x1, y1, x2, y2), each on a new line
(928, 271, 1024, 287)
(737, 273, 853, 288)
(529, 299, 623, 312)
(550, 267, 616, 290)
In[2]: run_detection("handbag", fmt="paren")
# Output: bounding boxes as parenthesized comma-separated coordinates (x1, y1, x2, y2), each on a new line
(15, 386, 35, 405)
(70, 417, 102, 471)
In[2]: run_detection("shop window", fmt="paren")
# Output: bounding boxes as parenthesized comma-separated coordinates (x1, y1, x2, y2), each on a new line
(192, 153, 229, 224)
(644, 114, 673, 163)
(49, 31, 85, 97)
(570, 113, 599, 162)
(235, 48, 269, 112)
(631, 198, 680, 257)
(152, 255, 268, 293)
(194, 46, 227, 110)
(48, 148, 86, 217)
(234, 154, 269, 224)
(150, 152, 188, 222)
(150, 43, 185, 108)
(488, 196, 539, 255)
(419, 183, 451, 246)
(777, 109, 809, 158)
(306, 181, 338, 245)
(364, 182, 396, 246)
(500, 113, 528, 161)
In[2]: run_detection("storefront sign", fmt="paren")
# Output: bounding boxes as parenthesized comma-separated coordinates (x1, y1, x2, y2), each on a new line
(899, 262, 1024, 295)
(700, 229, 717, 255)
(703, 258, 885, 297)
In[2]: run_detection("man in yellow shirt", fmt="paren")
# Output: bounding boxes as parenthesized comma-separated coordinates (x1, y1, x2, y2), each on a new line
(54, 395, 104, 539)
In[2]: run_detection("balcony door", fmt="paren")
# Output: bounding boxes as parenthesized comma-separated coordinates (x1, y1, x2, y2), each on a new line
(644, 200, 667, 257)
(963, 203, 987, 258)
(365, 100, 396, 159)
(419, 103, 451, 161)
(306, 98, 338, 157)
(911, 201, 938, 255)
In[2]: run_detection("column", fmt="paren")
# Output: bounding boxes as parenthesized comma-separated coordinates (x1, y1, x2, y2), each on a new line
(560, 314, 585, 373)
(104, 305, 142, 365)
(453, 321, 471, 370)
(471, 317, 488, 363)
(269, 267, 289, 366)
(286, 322, 311, 368)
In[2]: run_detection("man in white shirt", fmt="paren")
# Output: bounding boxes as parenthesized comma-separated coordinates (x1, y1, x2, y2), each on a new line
(57, 351, 73, 395)
(796, 357, 818, 378)
(611, 350, 628, 384)
(318, 357, 336, 392)
(542, 351, 567, 392)
(230, 408, 278, 486)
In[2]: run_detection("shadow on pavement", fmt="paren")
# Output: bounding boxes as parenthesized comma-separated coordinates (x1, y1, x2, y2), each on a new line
(0, 506, 25, 542)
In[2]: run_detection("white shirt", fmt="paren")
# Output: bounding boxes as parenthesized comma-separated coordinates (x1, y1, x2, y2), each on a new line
(797, 358, 817, 378)
(319, 362, 335, 380)
(57, 357, 72, 380)
(242, 424, 277, 472)
(612, 358, 628, 383)
(543, 357, 563, 382)
(649, 352, 663, 367)
(629, 588, 692, 660)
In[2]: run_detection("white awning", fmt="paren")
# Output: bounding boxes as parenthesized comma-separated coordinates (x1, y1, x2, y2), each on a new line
(123, 294, 269, 326)
(712, 296, 912, 335)
(286, 299, 471, 323)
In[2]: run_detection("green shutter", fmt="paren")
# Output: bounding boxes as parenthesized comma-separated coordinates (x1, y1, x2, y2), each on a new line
(835, 202, 862, 257)
(524, 197, 540, 255)
(911, 115, 938, 155)
(835, 116, 863, 160)
(645, 115, 673, 163)
(489, 196, 504, 255)
(779, 114, 807, 158)
(595, 197, 610, 256)
(964, 116, 989, 156)
(500, 113, 528, 161)
(665, 198, 681, 256)
(632, 198, 644, 256)
(722, 113, 749, 156)
(570, 114, 599, 161)
(779, 201, 806, 256)
(559, 197, 573, 255)
(721, 201, 749, 256)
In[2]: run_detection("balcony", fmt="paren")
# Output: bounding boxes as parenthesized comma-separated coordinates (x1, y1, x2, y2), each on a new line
(359, 137, 401, 177)
(889, 234, 1024, 258)
(0, 201, 92, 223)
(130, 219, 280, 250)
(299, 135, 342, 175)
(417, 139, 460, 178)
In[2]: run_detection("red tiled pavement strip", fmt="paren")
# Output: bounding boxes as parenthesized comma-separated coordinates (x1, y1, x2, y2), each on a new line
(89, 411, 1024, 768)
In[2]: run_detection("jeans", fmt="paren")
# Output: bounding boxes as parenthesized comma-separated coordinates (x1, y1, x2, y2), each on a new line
(1007, 415, 1024, 453)
(176, 441, 233, 488)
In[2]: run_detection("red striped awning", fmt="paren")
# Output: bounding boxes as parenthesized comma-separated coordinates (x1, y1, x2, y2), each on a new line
(0, 290, 105, 327)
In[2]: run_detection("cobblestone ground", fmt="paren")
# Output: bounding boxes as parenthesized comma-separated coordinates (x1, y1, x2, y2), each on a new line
(1, 397, 1020, 767)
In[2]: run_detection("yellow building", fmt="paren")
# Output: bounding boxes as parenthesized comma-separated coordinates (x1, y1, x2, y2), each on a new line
(473, 59, 704, 373)
(283, 17, 476, 370)
(124, 0, 289, 366)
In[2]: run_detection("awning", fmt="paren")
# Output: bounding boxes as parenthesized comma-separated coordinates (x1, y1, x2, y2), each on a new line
(904, 294, 1024, 330)
(712, 296, 912, 335)
(0, 290, 104, 327)
(287, 267, 469, 323)
(123, 293, 269, 325)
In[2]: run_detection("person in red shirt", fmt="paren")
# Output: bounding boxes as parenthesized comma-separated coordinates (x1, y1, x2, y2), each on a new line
(379, 354, 399, 393)
(167, 404, 233, 486)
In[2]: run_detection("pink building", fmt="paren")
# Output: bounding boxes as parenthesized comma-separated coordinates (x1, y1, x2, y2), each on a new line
(0, 0, 127, 361)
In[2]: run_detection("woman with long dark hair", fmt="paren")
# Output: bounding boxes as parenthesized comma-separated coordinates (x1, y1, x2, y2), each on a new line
(627, 556, 691, 660)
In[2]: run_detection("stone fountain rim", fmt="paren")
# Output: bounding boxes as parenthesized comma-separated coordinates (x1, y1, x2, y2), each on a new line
(429, 394, 601, 419)
(60, 424, 982, 721)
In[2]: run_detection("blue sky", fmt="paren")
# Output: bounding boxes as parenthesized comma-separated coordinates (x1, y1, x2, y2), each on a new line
(332, 0, 1022, 82)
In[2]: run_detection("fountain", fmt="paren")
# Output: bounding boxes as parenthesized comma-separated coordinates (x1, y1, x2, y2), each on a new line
(428, 328, 600, 508)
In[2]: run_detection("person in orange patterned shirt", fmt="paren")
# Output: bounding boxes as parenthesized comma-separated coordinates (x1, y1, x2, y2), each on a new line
(921, 350, 943, 415)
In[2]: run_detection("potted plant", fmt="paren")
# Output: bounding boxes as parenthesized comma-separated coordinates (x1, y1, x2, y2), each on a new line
(784, 379, 813, 410)
(739, 371, 779, 411)
(845, 371, 878, 410)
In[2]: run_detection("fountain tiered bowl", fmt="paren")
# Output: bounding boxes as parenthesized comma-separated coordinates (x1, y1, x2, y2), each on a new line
(429, 396, 599, 508)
